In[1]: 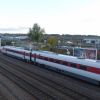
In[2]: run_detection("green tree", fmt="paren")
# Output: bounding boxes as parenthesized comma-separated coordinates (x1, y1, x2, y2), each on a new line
(28, 23, 45, 49)
(28, 23, 45, 42)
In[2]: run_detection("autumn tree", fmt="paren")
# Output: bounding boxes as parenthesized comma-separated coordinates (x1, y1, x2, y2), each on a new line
(47, 36, 58, 51)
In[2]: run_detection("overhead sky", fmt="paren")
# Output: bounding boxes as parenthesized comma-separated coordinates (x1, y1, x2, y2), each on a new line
(0, 0, 100, 35)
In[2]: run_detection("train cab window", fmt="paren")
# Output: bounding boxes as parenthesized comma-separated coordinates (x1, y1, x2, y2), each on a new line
(70, 63, 77, 68)
(80, 65, 87, 70)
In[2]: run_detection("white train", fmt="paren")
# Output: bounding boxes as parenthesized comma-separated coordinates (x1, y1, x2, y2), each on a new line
(1, 46, 100, 85)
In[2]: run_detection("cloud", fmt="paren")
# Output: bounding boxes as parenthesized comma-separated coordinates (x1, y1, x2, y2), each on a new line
(0, 27, 29, 33)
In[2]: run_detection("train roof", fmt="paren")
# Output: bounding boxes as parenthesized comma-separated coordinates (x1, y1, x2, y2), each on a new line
(3, 46, 30, 52)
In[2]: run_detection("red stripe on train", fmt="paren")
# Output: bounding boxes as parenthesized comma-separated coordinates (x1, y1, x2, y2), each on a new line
(87, 67, 100, 74)
(31, 54, 36, 58)
(34, 55, 100, 74)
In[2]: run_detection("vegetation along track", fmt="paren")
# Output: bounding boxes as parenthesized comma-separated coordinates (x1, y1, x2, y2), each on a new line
(0, 53, 100, 100)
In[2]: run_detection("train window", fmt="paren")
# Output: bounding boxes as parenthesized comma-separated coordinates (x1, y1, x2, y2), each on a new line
(39, 56, 42, 59)
(56, 59, 63, 64)
(41, 56, 44, 60)
(44, 57, 48, 61)
(80, 65, 87, 70)
(26, 53, 29, 56)
(42, 56, 44, 60)
(55, 59, 60, 64)
(46, 57, 49, 61)
(38, 55, 41, 59)
(62, 61, 68, 66)
(70, 63, 77, 68)
(49, 58, 54, 62)
(36, 55, 39, 58)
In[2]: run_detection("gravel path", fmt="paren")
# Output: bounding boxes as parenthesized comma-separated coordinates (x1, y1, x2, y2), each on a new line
(0, 73, 35, 100)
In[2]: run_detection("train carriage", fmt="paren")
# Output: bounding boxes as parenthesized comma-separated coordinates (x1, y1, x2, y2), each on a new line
(1, 46, 100, 85)
(31, 51, 100, 84)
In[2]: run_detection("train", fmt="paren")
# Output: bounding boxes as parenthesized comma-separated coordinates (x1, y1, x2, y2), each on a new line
(0, 46, 100, 85)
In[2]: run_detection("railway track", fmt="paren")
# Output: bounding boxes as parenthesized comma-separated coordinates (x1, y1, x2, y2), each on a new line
(0, 53, 100, 100)
(0, 54, 73, 100)
(0, 65, 55, 100)
(0, 55, 89, 100)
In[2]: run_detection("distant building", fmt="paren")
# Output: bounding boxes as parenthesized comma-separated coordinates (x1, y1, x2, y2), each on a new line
(83, 38, 100, 44)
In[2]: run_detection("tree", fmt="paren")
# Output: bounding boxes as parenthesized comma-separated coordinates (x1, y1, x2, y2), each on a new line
(47, 36, 58, 51)
(28, 23, 45, 49)
(28, 23, 45, 42)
